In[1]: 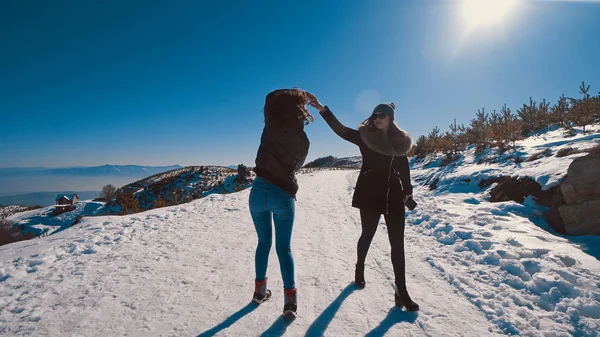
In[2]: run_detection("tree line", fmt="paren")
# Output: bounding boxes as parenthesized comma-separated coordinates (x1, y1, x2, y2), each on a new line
(411, 81, 600, 158)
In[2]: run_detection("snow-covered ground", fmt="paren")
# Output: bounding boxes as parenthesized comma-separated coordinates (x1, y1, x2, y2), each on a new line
(0, 205, 33, 220)
(1, 168, 599, 336)
(6, 201, 105, 237)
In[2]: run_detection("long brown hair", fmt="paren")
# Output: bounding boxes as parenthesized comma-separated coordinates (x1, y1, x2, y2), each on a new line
(263, 88, 314, 126)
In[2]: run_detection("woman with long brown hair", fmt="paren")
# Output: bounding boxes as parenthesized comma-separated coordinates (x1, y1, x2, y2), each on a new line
(249, 88, 315, 318)
(307, 94, 419, 311)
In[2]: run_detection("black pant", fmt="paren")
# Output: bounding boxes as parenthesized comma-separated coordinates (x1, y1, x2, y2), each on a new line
(357, 208, 407, 289)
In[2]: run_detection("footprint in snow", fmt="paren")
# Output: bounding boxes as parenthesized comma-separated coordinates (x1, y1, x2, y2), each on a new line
(477, 231, 493, 237)
(28, 260, 44, 267)
(521, 259, 542, 276)
(558, 255, 577, 268)
(464, 197, 480, 205)
(507, 238, 523, 247)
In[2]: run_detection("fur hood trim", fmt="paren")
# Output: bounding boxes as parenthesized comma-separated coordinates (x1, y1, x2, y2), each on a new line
(358, 120, 412, 157)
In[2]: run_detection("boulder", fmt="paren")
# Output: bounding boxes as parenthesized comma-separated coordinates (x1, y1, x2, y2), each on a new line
(487, 176, 542, 203)
(560, 154, 600, 204)
(558, 153, 600, 235)
(559, 197, 600, 236)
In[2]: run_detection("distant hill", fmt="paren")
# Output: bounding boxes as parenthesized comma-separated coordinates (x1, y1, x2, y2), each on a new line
(303, 156, 362, 169)
(0, 191, 101, 207)
(109, 165, 254, 214)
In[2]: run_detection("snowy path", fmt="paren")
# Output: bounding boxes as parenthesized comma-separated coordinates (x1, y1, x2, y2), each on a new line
(1, 170, 598, 336)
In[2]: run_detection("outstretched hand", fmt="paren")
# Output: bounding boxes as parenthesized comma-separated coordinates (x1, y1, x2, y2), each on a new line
(305, 92, 327, 113)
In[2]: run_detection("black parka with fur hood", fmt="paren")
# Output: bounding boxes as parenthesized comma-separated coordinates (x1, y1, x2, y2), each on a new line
(320, 107, 413, 215)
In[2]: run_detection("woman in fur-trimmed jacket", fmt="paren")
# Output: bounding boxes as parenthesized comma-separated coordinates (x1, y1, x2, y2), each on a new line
(306, 94, 419, 311)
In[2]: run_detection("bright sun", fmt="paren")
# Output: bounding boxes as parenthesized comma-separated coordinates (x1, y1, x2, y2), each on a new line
(461, 0, 517, 28)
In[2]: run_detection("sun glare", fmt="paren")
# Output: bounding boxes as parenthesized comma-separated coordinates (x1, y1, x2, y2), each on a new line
(461, 0, 517, 28)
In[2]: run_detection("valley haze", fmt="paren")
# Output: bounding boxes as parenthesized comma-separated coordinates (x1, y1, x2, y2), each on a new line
(0, 165, 182, 204)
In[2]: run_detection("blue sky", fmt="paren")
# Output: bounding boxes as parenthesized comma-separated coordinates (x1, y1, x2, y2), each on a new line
(1, 0, 599, 168)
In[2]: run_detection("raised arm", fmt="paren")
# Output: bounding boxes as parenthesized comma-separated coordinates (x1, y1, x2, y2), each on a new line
(306, 93, 361, 146)
(319, 108, 361, 146)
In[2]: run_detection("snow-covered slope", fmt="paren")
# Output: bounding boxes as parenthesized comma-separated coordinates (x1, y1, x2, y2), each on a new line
(2, 166, 253, 239)
(0, 205, 36, 219)
(412, 125, 600, 193)
(113, 165, 253, 212)
(6, 200, 105, 237)
(1, 170, 598, 336)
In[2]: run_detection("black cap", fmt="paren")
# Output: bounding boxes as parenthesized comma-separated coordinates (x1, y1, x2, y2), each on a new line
(372, 103, 396, 121)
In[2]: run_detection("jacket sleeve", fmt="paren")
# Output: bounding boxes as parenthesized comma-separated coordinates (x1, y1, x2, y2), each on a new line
(398, 156, 413, 196)
(319, 107, 361, 146)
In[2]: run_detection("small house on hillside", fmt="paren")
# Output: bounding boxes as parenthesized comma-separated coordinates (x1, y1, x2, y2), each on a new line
(55, 194, 79, 205)
(53, 194, 78, 215)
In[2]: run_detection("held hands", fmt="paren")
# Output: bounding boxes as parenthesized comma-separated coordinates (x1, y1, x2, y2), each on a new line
(305, 92, 327, 113)
(403, 194, 412, 203)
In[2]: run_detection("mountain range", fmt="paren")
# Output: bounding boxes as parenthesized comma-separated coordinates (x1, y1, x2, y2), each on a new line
(0, 165, 182, 176)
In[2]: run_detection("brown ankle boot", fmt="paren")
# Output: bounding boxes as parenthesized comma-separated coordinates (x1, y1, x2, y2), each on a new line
(252, 277, 272, 304)
(283, 288, 297, 318)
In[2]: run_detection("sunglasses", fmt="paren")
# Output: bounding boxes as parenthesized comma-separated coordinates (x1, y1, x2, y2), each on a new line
(371, 113, 388, 120)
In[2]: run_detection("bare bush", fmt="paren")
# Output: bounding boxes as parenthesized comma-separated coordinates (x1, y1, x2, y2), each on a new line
(116, 192, 140, 215)
(100, 184, 117, 203)
(153, 198, 167, 208)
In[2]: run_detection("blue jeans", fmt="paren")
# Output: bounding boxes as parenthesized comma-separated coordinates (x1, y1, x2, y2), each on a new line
(249, 177, 295, 290)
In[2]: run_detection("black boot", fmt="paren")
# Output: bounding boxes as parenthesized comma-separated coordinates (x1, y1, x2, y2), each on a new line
(394, 284, 419, 311)
(355, 264, 365, 289)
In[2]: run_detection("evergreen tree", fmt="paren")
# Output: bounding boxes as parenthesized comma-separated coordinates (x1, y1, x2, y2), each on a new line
(448, 119, 467, 154)
(500, 104, 522, 148)
(538, 98, 551, 130)
(593, 94, 600, 122)
(427, 126, 442, 153)
(439, 132, 454, 155)
(468, 108, 489, 148)
(517, 97, 546, 135)
(488, 109, 504, 147)
(568, 82, 596, 133)
(551, 94, 570, 127)
(413, 135, 429, 158)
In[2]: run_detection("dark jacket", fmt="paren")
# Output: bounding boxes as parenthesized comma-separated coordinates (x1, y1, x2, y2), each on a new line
(320, 107, 413, 215)
(254, 121, 310, 197)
